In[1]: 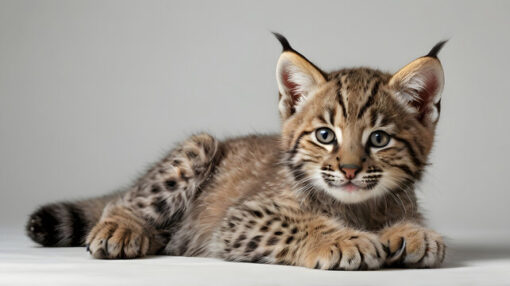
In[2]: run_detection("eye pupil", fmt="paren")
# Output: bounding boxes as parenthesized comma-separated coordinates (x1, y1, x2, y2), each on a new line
(315, 128, 335, 144)
(370, 131, 390, 147)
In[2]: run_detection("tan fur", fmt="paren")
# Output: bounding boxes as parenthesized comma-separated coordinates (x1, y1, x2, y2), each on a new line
(27, 36, 447, 270)
(86, 205, 152, 259)
(380, 222, 445, 267)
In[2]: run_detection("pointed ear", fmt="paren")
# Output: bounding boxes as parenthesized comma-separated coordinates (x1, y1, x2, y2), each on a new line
(389, 41, 447, 125)
(273, 33, 326, 120)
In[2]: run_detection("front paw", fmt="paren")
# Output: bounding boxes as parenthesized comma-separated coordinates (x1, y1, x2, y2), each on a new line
(380, 223, 445, 268)
(312, 231, 386, 270)
(86, 220, 150, 259)
(337, 232, 387, 270)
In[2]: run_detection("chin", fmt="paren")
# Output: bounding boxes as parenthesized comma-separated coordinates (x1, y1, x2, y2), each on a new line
(324, 186, 378, 204)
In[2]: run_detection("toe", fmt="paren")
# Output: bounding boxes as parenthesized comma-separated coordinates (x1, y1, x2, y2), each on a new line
(339, 243, 362, 270)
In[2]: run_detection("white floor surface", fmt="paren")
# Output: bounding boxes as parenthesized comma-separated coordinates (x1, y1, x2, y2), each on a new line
(1, 228, 509, 286)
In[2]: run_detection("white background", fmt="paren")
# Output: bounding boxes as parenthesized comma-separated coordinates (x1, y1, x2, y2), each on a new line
(1, 0, 509, 243)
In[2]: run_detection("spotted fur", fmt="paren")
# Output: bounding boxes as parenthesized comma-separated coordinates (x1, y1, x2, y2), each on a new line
(27, 34, 447, 269)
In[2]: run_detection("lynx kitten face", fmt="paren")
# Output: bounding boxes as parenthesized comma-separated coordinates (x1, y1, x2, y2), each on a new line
(275, 34, 445, 203)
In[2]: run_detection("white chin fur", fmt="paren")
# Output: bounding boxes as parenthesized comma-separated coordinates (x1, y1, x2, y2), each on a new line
(312, 176, 388, 204)
(323, 186, 381, 204)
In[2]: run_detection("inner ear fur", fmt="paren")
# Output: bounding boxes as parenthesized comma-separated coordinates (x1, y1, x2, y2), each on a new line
(274, 33, 326, 120)
(389, 56, 445, 124)
(276, 51, 326, 119)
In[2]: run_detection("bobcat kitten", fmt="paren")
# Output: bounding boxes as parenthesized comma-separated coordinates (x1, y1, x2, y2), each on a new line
(27, 33, 446, 270)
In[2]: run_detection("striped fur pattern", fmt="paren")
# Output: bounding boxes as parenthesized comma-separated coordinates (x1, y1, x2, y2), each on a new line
(27, 34, 446, 269)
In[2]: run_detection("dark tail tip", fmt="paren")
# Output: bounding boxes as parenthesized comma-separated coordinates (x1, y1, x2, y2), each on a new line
(426, 40, 448, 58)
(26, 203, 88, 247)
(271, 32, 293, 52)
(26, 205, 60, 246)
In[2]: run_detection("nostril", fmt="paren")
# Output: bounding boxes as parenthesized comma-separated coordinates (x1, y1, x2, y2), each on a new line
(340, 164, 361, 179)
(343, 168, 356, 179)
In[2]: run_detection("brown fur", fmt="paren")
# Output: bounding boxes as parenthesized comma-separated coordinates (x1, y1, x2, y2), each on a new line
(27, 35, 447, 270)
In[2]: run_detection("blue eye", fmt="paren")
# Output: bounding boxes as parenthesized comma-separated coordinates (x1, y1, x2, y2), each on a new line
(369, 130, 390, 147)
(315, 128, 336, 144)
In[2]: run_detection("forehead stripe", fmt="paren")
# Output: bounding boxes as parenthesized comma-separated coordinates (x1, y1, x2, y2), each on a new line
(328, 108, 336, 125)
(336, 80, 347, 117)
(370, 110, 378, 127)
(357, 80, 380, 119)
(317, 114, 328, 125)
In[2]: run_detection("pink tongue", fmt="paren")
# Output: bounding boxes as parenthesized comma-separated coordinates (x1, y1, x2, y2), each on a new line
(344, 183, 358, 192)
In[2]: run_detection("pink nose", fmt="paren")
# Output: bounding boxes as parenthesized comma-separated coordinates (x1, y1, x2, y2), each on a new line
(341, 165, 360, 180)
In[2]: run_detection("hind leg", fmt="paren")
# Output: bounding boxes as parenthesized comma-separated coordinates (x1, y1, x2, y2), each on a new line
(123, 133, 220, 228)
(26, 133, 218, 258)
(86, 133, 220, 259)
(86, 133, 219, 259)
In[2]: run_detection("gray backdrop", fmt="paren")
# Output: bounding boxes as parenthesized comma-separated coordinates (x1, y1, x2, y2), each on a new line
(1, 0, 509, 243)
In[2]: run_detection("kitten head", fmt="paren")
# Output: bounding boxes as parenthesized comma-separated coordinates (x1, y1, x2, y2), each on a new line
(274, 33, 445, 204)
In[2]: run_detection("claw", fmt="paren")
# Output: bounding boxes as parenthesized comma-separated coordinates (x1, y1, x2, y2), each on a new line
(387, 237, 406, 264)
(382, 241, 390, 256)
(86, 244, 91, 253)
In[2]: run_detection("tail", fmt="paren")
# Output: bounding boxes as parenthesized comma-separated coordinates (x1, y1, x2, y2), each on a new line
(26, 192, 124, 247)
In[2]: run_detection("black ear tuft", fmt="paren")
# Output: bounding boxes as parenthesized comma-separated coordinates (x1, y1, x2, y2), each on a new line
(426, 40, 448, 58)
(272, 32, 293, 52)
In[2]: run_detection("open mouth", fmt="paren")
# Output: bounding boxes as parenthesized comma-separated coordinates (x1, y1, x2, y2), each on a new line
(324, 179, 364, 192)
(340, 182, 360, 192)
(321, 173, 373, 192)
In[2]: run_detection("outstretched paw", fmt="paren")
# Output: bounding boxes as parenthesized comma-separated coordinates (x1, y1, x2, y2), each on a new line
(86, 220, 150, 259)
(310, 231, 386, 270)
(336, 232, 387, 270)
(380, 223, 445, 268)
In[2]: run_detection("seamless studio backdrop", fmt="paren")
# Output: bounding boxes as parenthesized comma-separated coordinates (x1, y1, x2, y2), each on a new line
(1, 0, 509, 250)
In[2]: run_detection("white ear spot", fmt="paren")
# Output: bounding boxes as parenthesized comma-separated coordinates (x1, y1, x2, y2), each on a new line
(429, 104, 439, 122)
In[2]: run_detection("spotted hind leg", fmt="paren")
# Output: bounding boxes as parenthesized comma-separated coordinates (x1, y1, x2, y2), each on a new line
(86, 133, 220, 259)
(124, 133, 220, 227)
